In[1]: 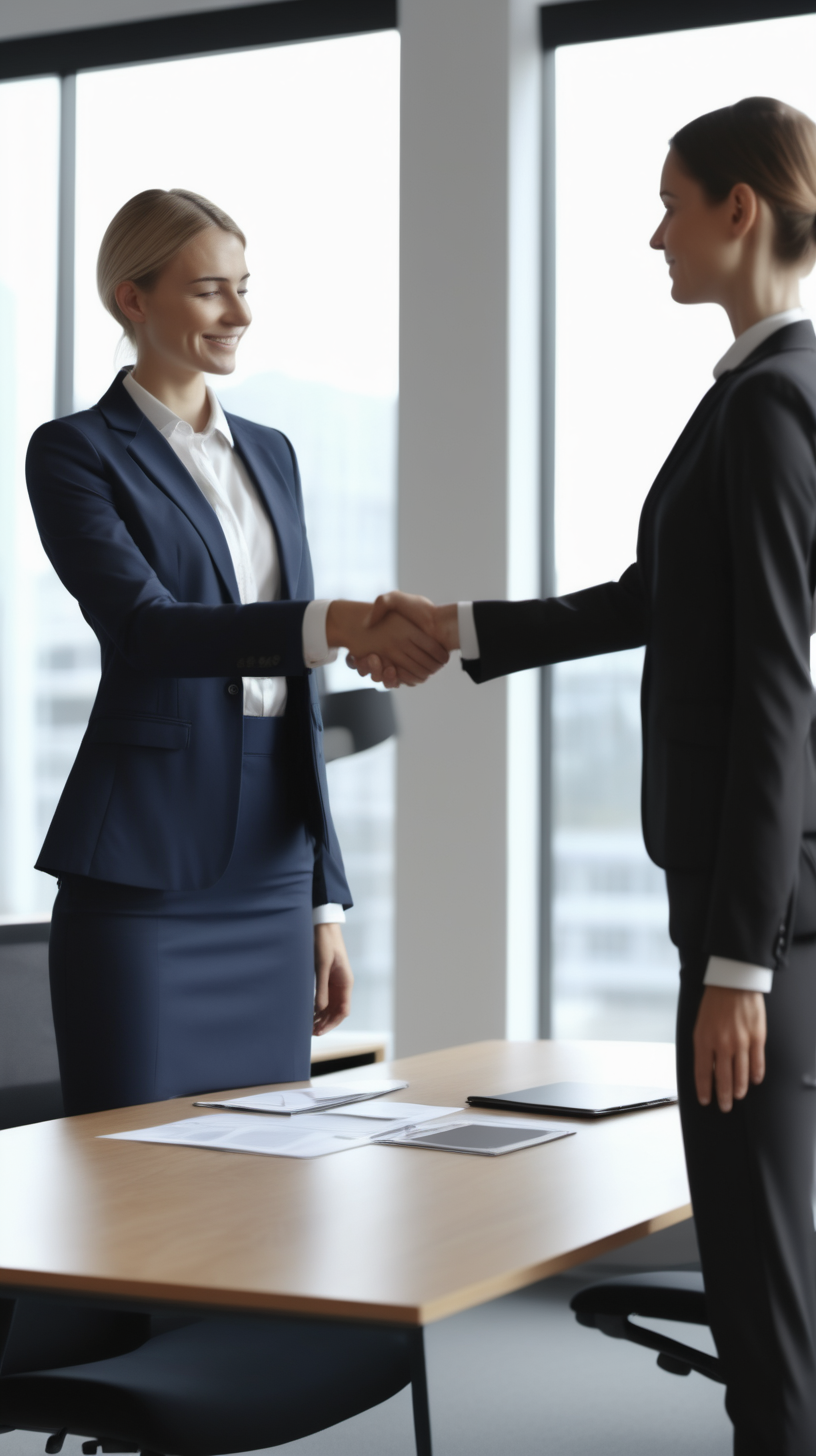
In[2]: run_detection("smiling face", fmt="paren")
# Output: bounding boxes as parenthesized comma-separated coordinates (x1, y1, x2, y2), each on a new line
(115, 227, 252, 378)
(650, 148, 741, 306)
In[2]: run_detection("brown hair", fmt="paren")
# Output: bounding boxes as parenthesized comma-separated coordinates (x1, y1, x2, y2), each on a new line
(97, 188, 246, 342)
(671, 97, 816, 263)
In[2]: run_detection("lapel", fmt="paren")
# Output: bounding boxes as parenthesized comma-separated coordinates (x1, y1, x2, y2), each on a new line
(227, 413, 303, 599)
(98, 372, 242, 604)
(639, 321, 816, 548)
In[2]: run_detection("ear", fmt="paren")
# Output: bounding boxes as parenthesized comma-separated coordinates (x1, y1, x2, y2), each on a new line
(728, 182, 760, 241)
(115, 280, 148, 326)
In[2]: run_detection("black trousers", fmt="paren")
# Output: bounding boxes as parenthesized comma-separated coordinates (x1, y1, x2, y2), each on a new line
(669, 872, 816, 1455)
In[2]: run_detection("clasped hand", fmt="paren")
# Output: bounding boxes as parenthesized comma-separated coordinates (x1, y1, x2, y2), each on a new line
(327, 592, 458, 687)
(327, 592, 459, 688)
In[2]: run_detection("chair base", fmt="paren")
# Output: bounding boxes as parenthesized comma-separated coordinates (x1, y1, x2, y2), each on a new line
(571, 1271, 723, 1385)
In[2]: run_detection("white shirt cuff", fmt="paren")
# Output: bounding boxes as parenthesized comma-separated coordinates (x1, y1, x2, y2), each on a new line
(312, 903, 346, 926)
(704, 956, 773, 993)
(458, 602, 480, 660)
(302, 600, 339, 668)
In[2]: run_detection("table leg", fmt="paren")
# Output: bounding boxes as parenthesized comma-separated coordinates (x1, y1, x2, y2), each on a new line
(410, 1328, 432, 1456)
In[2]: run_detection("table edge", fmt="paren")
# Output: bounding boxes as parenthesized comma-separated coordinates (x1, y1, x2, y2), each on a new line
(0, 1204, 692, 1326)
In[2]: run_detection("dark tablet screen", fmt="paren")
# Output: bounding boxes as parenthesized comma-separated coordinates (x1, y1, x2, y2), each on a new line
(467, 1083, 677, 1117)
(411, 1124, 549, 1152)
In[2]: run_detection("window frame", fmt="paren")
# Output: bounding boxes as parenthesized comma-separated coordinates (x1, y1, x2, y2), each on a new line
(0, 1, 396, 82)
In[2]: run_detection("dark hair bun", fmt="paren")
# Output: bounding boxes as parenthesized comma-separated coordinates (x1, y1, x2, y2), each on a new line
(671, 97, 816, 264)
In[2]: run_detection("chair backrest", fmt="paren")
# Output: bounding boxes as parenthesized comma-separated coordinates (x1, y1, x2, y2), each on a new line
(0, 924, 63, 1129)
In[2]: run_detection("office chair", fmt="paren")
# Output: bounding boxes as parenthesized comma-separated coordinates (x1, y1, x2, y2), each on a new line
(319, 685, 398, 763)
(0, 1301, 433, 1456)
(0, 923, 63, 1132)
(571, 1269, 723, 1383)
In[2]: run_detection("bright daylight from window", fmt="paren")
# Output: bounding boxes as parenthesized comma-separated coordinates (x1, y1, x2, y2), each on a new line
(553, 12, 816, 1041)
(1, 33, 399, 1036)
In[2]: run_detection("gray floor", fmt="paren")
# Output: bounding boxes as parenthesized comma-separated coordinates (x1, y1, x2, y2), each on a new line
(0, 1225, 732, 1456)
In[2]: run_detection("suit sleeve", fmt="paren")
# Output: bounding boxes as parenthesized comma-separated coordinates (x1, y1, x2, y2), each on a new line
(463, 563, 648, 684)
(26, 419, 309, 678)
(705, 372, 816, 969)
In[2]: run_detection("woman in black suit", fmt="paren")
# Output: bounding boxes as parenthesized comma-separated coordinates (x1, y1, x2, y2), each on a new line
(27, 188, 446, 1116)
(358, 99, 816, 1453)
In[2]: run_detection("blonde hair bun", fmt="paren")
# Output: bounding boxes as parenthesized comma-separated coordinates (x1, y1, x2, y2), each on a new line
(97, 188, 246, 342)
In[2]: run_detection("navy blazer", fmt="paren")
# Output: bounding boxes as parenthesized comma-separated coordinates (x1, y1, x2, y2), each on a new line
(466, 321, 816, 971)
(26, 370, 351, 907)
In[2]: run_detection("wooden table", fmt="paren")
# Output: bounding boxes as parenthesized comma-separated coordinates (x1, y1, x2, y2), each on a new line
(0, 1040, 689, 1326)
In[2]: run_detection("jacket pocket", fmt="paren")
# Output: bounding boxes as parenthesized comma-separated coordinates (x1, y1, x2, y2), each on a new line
(88, 716, 190, 750)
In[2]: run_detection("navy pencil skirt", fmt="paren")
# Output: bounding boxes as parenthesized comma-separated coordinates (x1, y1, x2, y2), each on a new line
(49, 717, 316, 1115)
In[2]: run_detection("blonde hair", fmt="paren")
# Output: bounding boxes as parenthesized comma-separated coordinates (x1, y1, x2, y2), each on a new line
(97, 188, 246, 342)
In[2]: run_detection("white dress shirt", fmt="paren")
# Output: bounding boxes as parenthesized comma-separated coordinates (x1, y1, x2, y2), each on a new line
(457, 310, 811, 993)
(122, 371, 344, 926)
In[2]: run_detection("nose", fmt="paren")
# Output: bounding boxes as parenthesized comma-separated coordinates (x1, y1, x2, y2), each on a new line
(650, 218, 666, 251)
(224, 292, 252, 326)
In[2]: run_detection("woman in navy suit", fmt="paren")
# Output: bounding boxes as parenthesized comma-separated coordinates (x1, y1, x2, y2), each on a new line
(358, 100, 816, 1452)
(27, 188, 445, 1116)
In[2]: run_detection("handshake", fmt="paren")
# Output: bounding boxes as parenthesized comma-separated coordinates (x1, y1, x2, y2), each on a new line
(326, 592, 460, 688)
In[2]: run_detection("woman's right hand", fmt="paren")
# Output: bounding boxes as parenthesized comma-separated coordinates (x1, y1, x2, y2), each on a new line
(342, 592, 459, 687)
(325, 599, 449, 686)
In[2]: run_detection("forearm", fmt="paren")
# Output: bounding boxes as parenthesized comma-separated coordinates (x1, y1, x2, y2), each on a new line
(463, 569, 648, 684)
(125, 598, 310, 677)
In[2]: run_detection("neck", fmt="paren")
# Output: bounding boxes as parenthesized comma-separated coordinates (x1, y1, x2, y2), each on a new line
(723, 275, 801, 341)
(130, 358, 210, 431)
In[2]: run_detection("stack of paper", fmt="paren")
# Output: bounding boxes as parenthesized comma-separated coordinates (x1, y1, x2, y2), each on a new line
(193, 1080, 408, 1116)
(102, 1101, 462, 1159)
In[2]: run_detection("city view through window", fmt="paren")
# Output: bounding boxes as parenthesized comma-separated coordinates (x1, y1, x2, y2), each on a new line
(553, 14, 816, 1040)
(1, 34, 399, 1035)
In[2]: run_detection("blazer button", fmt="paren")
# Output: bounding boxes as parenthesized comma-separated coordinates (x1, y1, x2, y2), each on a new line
(227, 682, 241, 696)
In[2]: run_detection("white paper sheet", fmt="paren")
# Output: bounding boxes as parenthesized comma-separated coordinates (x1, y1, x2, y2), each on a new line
(321, 1101, 460, 1124)
(193, 1079, 408, 1116)
(101, 1105, 461, 1160)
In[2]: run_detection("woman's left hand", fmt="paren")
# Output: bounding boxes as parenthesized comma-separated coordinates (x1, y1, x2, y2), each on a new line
(693, 985, 767, 1112)
(313, 924, 354, 1035)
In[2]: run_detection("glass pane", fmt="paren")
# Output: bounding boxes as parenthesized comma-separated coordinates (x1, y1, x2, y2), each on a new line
(74, 33, 399, 1034)
(553, 14, 816, 1039)
(0, 77, 65, 916)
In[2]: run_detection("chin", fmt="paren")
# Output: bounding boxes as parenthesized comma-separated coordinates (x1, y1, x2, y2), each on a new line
(203, 356, 238, 376)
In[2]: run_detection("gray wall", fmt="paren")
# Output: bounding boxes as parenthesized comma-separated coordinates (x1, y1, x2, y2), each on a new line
(395, 0, 542, 1054)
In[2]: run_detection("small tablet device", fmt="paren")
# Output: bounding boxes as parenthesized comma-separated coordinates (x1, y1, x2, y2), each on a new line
(377, 1119, 573, 1155)
(467, 1083, 677, 1118)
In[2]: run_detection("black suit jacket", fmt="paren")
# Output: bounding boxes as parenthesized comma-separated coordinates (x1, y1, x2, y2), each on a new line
(467, 321, 816, 970)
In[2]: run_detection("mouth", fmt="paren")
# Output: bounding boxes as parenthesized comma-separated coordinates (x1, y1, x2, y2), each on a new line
(203, 335, 241, 348)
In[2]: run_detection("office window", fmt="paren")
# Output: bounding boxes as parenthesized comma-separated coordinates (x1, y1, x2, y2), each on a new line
(4, 32, 399, 1036)
(0, 77, 61, 916)
(74, 34, 399, 1031)
(552, 13, 816, 1039)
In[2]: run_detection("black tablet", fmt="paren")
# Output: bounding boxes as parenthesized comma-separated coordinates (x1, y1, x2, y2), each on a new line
(467, 1082, 677, 1117)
